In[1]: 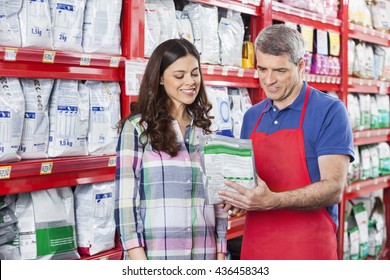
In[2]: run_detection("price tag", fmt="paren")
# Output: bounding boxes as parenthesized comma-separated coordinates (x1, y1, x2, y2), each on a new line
(42, 51, 56, 63)
(227, 221, 231, 230)
(238, 68, 244, 77)
(80, 55, 91, 66)
(359, 79, 364, 86)
(109, 56, 120, 67)
(222, 66, 229, 76)
(207, 65, 214, 75)
(311, 13, 317, 21)
(108, 156, 116, 167)
(0, 166, 11, 179)
(4, 48, 18, 61)
(363, 27, 368, 34)
(253, 70, 259, 78)
(40, 162, 53, 175)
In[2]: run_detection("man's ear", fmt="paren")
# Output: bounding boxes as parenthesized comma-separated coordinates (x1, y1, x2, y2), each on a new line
(297, 58, 306, 74)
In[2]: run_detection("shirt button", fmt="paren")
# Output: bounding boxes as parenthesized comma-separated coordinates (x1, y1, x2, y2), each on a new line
(186, 139, 189, 142)
(187, 227, 191, 231)
(187, 179, 191, 183)
(273, 108, 276, 112)
(274, 120, 278, 124)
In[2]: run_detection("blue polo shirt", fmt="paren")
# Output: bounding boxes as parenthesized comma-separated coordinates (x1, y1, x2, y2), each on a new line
(241, 82, 355, 226)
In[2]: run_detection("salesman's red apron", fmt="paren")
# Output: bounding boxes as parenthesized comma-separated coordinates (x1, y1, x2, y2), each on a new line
(241, 86, 338, 260)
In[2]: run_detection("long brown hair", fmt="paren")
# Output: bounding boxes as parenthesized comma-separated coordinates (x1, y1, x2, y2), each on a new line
(121, 39, 212, 157)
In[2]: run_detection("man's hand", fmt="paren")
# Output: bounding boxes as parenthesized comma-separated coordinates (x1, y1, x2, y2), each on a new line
(219, 175, 281, 211)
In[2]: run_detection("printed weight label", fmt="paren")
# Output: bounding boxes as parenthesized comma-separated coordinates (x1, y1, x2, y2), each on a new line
(108, 156, 116, 167)
(42, 51, 56, 63)
(4, 48, 18, 61)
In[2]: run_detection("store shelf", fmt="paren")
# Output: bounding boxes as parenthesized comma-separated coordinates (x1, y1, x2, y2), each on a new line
(349, 23, 390, 47)
(191, 0, 260, 15)
(353, 128, 390, 146)
(202, 65, 259, 88)
(344, 175, 390, 200)
(0, 156, 116, 195)
(80, 248, 123, 260)
(271, 1, 341, 32)
(227, 215, 246, 240)
(348, 78, 390, 94)
(0, 46, 125, 81)
(303, 74, 341, 92)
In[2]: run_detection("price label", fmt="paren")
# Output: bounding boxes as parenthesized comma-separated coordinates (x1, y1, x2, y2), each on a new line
(108, 156, 116, 167)
(42, 51, 56, 63)
(207, 66, 214, 75)
(238, 68, 244, 77)
(227, 221, 231, 230)
(40, 162, 53, 175)
(0, 166, 11, 179)
(253, 71, 259, 78)
(4, 48, 18, 61)
(222, 66, 229, 76)
(80, 55, 91, 66)
(109, 56, 120, 67)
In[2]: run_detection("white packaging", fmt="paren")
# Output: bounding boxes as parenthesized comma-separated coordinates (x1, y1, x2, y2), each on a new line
(184, 3, 220, 64)
(218, 10, 244, 67)
(0, 77, 25, 163)
(358, 94, 371, 130)
(74, 181, 116, 256)
(0, 0, 23, 47)
(19, 78, 53, 159)
(378, 142, 390, 175)
(154, 0, 176, 45)
(375, 95, 389, 128)
(47, 79, 89, 157)
(82, 0, 122, 54)
(144, 3, 161, 57)
(85, 81, 121, 155)
(49, 0, 86, 51)
(228, 88, 244, 139)
(31, 187, 80, 259)
(206, 86, 232, 133)
(19, 0, 53, 48)
(175, 11, 194, 43)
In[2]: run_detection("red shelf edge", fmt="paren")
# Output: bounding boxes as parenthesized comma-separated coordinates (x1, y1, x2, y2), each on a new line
(345, 175, 390, 200)
(227, 215, 246, 240)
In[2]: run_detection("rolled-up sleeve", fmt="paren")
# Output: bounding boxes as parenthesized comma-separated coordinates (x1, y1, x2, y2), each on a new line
(114, 118, 145, 251)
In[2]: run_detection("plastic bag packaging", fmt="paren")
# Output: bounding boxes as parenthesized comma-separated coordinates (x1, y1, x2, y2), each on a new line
(144, 3, 161, 57)
(218, 10, 244, 67)
(18, 0, 53, 48)
(30, 187, 80, 259)
(82, 0, 122, 54)
(74, 181, 116, 256)
(47, 79, 89, 157)
(85, 81, 121, 155)
(184, 3, 220, 64)
(205, 86, 232, 136)
(18, 78, 53, 159)
(49, 0, 87, 51)
(199, 134, 257, 204)
(0, 0, 23, 47)
(154, 0, 176, 45)
(175, 11, 194, 43)
(371, 0, 390, 31)
(0, 77, 25, 163)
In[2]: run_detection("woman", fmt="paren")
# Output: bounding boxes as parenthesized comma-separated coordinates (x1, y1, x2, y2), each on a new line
(114, 38, 228, 260)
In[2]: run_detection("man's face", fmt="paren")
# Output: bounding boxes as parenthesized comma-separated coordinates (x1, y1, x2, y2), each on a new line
(256, 50, 305, 109)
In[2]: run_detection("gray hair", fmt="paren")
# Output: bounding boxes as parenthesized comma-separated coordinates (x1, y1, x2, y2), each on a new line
(254, 24, 305, 65)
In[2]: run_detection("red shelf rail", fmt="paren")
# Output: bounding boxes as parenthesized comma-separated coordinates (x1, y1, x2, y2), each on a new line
(348, 23, 390, 47)
(353, 128, 390, 146)
(191, 0, 260, 15)
(227, 215, 246, 240)
(348, 78, 390, 94)
(345, 175, 390, 200)
(0, 156, 116, 195)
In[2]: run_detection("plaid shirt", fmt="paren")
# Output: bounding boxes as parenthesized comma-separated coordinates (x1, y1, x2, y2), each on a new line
(114, 115, 228, 260)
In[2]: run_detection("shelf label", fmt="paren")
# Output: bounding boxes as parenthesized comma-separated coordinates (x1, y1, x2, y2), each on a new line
(207, 66, 214, 75)
(253, 71, 259, 78)
(238, 68, 244, 77)
(40, 162, 53, 175)
(42, 51, 56, 63)
(227, 220, 231, 230)
(80, 55, 91, 66)
(109, 56, 121, 67)
(222, 66, 229, 76)
(108, 156, 116, 167)
(4, 48, 18, 61)
(0, 166, 11, 179)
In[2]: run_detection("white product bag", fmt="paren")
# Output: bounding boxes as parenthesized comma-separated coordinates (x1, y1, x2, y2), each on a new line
(47, 79, 89, 157)
(19, 0, 53, 48)
(49, 0, 86, 51)
(0, 0, 23, 47)
(74, 181, 116, 256)
(82, 0, 122, 54)
(154, 0, 176, 45)
(31, 187, 80, 259)
(175, 11, 194, 43)
(144, 3, 161, 57)
(14, 192, 37, 260)
(18, 78, 53, 159)
(184, 3, 220, 64)
(85, 81, 121, 155)
(206, 86, 232, 133)
(0, 77, 25, 163)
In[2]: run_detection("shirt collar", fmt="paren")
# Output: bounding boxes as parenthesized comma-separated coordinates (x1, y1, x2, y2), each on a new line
(265, 81, 308, 112)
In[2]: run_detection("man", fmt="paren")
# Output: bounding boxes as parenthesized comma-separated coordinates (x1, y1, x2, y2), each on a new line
(219, 24, 354, 260)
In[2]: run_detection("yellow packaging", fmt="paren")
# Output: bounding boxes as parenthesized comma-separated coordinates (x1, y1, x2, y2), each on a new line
(242, 41, 255, 69)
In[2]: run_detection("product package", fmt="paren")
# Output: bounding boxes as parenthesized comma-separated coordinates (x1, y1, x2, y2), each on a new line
(199, 134, 257, 204)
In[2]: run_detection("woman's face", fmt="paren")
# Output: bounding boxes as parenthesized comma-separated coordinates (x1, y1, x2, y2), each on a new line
(160, 54, 201, 110)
